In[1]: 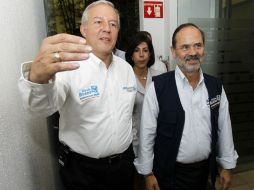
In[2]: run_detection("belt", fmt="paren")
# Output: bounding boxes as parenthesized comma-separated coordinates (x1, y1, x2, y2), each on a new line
(66, 144, 132, 165)
(176, 159, 209, 169)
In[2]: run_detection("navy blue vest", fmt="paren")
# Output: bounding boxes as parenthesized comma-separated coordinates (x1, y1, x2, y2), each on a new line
(153, 71, 222, 188)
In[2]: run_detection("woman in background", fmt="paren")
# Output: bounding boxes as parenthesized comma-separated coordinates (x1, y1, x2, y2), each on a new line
(126, 32, 165, 190)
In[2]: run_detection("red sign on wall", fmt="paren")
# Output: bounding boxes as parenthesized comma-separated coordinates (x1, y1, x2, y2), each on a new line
(144, 1, 163, 18)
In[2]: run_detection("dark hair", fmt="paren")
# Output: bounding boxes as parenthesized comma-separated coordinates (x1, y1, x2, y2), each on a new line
(172, 23, 205, 48)
(139, 31, 152, 40)
(125, 32, 155, 68)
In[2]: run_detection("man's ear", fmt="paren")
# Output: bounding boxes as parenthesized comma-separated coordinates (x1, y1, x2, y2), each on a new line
(171, 47, 176, 59)
(80, 24, 87, 38)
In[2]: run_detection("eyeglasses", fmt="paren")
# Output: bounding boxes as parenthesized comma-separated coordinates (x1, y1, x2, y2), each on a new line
(175, 43, 204, 52)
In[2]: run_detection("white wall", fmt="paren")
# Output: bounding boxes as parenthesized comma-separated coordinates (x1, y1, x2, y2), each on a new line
(0, 1, 59, 189)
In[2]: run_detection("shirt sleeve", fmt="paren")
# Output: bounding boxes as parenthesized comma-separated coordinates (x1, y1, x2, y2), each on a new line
(18, 61, 68, 117)
(134, 82, 159, 175)
(216, 87, 238, 169)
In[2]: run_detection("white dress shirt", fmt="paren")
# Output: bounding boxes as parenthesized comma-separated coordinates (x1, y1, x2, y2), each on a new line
(18, 53, 137, 158)
(134, 66, 238, 175)
(132, 68, 164, 156)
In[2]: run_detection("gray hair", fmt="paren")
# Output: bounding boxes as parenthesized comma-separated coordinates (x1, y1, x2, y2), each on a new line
(81, 0, 120, 29)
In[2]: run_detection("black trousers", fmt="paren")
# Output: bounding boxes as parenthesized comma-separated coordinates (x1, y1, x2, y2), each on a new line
(173, 160, 209, 190)
(157, 159, 209, 190)
(59, 145, 135, 190)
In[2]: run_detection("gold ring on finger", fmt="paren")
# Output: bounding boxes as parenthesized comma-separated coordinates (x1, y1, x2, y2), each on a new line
(53, 52, 61, 62)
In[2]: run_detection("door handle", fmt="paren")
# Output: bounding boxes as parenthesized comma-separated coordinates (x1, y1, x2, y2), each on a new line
(158, 55, 169, 71)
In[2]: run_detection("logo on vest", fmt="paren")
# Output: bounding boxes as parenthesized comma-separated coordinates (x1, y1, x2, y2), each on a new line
(209, 95, 221, 109)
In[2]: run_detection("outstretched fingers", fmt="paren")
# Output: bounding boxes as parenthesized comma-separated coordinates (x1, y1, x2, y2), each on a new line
(29, 34, 92, 83)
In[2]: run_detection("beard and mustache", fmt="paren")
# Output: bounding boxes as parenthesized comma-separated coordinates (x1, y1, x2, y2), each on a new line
(177, 55, 204, 73)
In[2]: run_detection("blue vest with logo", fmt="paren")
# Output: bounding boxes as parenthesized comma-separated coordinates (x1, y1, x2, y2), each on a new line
(153, 71, 222, 188)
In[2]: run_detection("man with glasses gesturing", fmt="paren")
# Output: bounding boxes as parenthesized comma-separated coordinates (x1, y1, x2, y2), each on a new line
(134, 23, 238, 190)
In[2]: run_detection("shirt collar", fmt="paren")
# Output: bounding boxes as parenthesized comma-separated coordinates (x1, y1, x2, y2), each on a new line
(175, 65, 204, 88)
(89, 53, 115, 69)
(89, 53, 103, 66)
